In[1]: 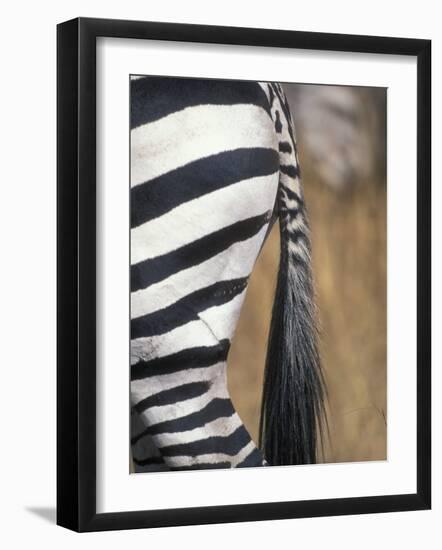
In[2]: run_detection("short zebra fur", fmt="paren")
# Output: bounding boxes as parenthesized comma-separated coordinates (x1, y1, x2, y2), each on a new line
(130, 77, 325, 471)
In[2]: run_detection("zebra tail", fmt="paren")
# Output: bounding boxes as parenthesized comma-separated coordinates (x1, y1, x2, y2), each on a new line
(259, 134, 326, 466)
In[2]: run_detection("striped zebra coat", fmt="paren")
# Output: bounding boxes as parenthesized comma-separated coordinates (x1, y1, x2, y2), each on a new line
(130, 77, 325, 472)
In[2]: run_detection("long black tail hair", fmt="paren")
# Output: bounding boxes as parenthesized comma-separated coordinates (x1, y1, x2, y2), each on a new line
(259, 83, 326, 466)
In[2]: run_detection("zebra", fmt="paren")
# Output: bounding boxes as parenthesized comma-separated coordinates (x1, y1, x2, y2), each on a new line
(130, 76, 325, 472)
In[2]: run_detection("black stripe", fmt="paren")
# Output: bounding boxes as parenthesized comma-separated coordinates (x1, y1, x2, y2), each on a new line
(274, 85, 292, 127)
(132, 456, 164, 467)
(273, 84, 297, 149)
(170, 462, 231, 471)
(131, 340, 230, 381)
(131, 277, 248, 340)
(160, 424, 251, 457)
(131, 212, 271, 292)
(131, 398, 236, 444)
(279, 141, 292, 154)
(237, 447, 264, 468)
(280, 163, 300, 179)
(281, 204, 301, 220)
(131, 148, 279, 228)
(133, 381, 210, 414)
(131, 77, 271, 129)
(283, 186, 304, 205)
(289, 229, 309, 246)
(274, 110, 282, 133)
(290, 251, 309, 269)
(267, 83, 275, 108)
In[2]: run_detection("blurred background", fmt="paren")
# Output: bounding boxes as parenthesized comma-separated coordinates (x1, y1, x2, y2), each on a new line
(228, 83, 387, 463)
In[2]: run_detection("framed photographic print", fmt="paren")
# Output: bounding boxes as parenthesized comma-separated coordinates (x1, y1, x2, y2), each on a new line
(57, 17, 431, 531)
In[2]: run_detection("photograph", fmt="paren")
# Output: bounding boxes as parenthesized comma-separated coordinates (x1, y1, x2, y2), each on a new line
(0, 1, 435, 543)
(55, 16, 431, 531)
(129, 76, 387, 473)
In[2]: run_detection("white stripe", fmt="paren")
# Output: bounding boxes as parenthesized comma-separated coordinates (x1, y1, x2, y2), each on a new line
(280, 171, 301, 196)
(231, 441, 263, 466)
(282, 190, 301, 210)
(131, 363, 225, 403)
(137, 371, 229, 425)
(279, 150, 296, 165)
(198, 290, 246, 342)
(154, 414, 243, 448)
(165, 440, 258, 468)
(287, 238, 310, 259)
(131, 226, 267, 319)
(131, 319, 217, 365)
(285, 198, 301, 211)
(131, 103, 276, 188)
(286, 216, 305, 232)
(130, 290, 246, 365)
(131, 173, 278, 265)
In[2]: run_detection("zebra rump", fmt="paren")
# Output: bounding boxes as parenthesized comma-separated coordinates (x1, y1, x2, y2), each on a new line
(259, 84, 326, 466)
(130, 77, 326, 470)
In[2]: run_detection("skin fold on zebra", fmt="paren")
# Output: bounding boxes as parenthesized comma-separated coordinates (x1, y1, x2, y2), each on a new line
(130, 76, 325, 472)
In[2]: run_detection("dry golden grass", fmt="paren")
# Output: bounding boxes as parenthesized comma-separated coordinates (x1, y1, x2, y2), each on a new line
(228, 174, 387, 464)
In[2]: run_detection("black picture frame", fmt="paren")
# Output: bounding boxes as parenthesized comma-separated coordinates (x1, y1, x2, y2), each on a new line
(57, 17, 431, 532)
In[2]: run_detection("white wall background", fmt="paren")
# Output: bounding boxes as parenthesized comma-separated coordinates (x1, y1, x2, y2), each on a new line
(0, 1, 439, 547)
